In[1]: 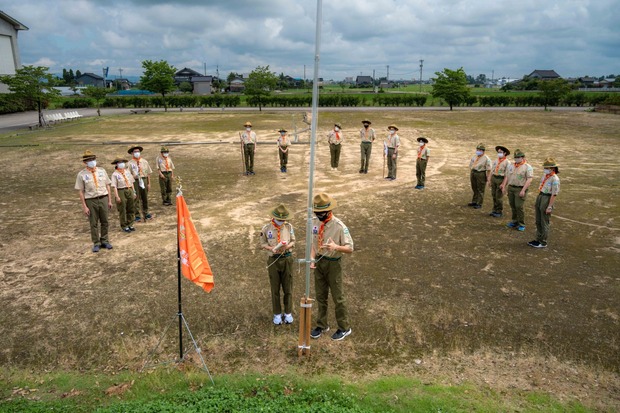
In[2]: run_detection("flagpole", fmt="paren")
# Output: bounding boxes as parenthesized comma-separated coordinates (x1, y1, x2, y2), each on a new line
(177, 224, 184, 361)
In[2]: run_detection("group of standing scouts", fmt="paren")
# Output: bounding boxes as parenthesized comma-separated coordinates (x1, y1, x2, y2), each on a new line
(468, 144, 561, 248)
(75, 145, 175, 252)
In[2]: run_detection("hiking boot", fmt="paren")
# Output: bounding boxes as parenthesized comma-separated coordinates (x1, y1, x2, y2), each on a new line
(283, 313, 293, 324)
(273, 314, 283, 325)
(310, 326, 329, 339)
(331, 328, 352, 341)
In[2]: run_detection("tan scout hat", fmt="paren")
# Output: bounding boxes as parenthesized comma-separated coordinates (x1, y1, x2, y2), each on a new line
(271, 204, 290, 220)
(543, 157, 560, 173)
(111, 157, 128, 164)
(160, 146, 169, 152)
(513, 149, 526, 158)
(495, 145, 510, 156)
(334, 123, 342, 129)
(127, 145, 143, 154)
(278, 128, 287, 133)
(388, 125, 399, 131)
(476, 143, 486, 151)
(313, 192, 337, 212)
(417, 137, 428, 143)
(244, 121, 252, 127)
(362, 119, 371, 124)
(82, 150, 96, 161)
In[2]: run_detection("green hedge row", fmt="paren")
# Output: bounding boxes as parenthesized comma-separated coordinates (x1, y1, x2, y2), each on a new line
(0, 94, 33, 114)
(101, 95, 241, 108)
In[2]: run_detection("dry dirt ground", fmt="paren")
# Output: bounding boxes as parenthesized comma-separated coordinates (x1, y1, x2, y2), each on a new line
(0, 109, 619, 410)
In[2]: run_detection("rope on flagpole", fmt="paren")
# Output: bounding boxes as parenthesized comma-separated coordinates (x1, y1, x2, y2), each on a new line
(176, 175, 183, 196)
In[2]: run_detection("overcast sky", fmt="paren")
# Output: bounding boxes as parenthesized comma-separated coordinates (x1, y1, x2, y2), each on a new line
(4, 0, 619, 81)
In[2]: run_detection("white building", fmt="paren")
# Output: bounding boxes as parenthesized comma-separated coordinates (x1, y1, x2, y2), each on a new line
(0, 11, 28, 93)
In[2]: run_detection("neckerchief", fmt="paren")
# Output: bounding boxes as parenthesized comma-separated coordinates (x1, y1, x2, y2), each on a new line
(271, 219, 282, 244)
(317, 213, 332, 250)
(417, 144, 426, 159)
(133, 156, 142, 176)
(539, 171, 556, 193)
(164, 156, 170, 171)
(471, 154, 482, 170)
(87, 167, 98, 189)
(118, 168, 131, 188)
(494, 157, 507, 174)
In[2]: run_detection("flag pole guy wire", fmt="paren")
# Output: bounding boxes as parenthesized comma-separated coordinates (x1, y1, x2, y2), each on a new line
(141, 177, 214, 385)
(298, 0, 323, 357)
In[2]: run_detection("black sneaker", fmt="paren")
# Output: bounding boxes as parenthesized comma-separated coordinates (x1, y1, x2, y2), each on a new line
(467, 202, 477, 207)
(123, 227, 131, 233)
(533, 242, 547, 249)
(92, 244, 100, 253)
(473, 204, 482, 209)
(527, 240, 540, 247)
(145, 213, 153, 220)
(135, 216, 141, 222)
(331, 328, 352, 341)
(310, 326, 329, 339)
(128, 226, 136, 231)
(101, 242, 113, 250)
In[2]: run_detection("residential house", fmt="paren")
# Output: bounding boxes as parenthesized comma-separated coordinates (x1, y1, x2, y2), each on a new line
(191, 75, 212, 95)
(527, 70, 561, 80)
(577, 76, 598, 87)
(229, 78, 245, 92)
(0, 10, 28, 93)
(76, 72, 105, 87)
(355, 75, 374, 87)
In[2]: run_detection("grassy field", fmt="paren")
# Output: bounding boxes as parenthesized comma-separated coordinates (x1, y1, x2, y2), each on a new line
(0, 108, 618, 411)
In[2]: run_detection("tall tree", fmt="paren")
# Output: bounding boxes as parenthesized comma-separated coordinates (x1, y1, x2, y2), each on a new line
(431, 67, 471, 111)
(140, 59, 177, 111)
(0, 65, 60, 127)
(538, 78, 572, 110)
(244, 65, 278, 111)
(227, 72, 243, 84)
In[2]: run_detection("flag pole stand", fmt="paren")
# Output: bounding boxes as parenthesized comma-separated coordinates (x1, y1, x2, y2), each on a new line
(297, 296, 314, 357)
(141, 181, 214, 385)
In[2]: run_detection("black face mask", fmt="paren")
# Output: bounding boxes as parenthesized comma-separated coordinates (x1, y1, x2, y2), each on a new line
(315, 211, 329, 221)
(363, 124, 370, 128)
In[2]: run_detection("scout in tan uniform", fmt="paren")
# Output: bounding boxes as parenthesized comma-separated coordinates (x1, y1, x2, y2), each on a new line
(75, 150, 113, 252)
(277, 128, 290, 173)
(415, 137, 430, 189)
(468, 143, 492, 209)
(259, 205, 296, 325)
(529, 158, 560, 248)
(384, 125, 400, 180)
(155, 146, 175, 206)
(327, 123, 344, 171)
(127, 145, 153, 222)
(501, 149, 534, 231)
(359, 119, 375, 173)
(487, 145, 510, 217)
(240, 121, 257, 175)
(110, 157, 136, 233)
(309, 193, 354, 341)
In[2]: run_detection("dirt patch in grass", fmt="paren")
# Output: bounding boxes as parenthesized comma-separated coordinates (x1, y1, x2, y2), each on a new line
(0, 109, 619, 410)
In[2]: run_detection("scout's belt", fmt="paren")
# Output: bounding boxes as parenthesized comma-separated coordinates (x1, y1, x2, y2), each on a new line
(316, 254, 341, 262)
(270, 252, 292, 259)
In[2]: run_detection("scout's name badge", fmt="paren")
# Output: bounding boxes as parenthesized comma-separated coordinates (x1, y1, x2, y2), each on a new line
(267, 230, 273, 239)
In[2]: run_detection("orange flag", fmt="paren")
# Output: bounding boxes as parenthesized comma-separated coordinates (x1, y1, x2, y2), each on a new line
(177, 194, 214, 293)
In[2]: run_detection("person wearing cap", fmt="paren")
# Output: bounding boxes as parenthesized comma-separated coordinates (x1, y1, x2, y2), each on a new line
(75, 150, 113, 252)
(309, 193, 354, 341)
(501, 149, 534, 231)
(259, 205, 297, 325)
(155, 146, 175, 206)
(487, 145, 510, 217)
(240, 121, 257, 175)
(529, 158, 560, 248)
(415, 137, 430, 189)
(359, 119, 375, 173)
(110, 157, 136, 233)
(384, 125, 400, 180)
(277, 128, 290, 173)
(327, 123, 344, 171)
(127, 145, 153, 222)
(468, 143, 492, 209)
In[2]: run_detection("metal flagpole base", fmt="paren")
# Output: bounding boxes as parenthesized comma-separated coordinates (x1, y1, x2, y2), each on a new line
(297, 296, 314, 357)
(141, 312, 214, 385)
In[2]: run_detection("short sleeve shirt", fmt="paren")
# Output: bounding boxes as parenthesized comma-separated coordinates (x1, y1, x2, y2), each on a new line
(312, 215, 354, 259)
(417, 145, 430, 160)
(360, 127, 375, 143)
(75, 167, 111, 198)
(328, 130, 343, 145)
(128, 158, 153, 179)
(259, 221, 296, 257)
(491, 158, 509, 176)
(156, 155, 175, 172)
(539, 174, 560, 195)
(278, 135, 290, 148)
(110, 169, 135, 189)
(470, 154, 491, 171)
(385, 134, 400, 149)
(241, 131, 257, 145)
(506, 162, 534, 186)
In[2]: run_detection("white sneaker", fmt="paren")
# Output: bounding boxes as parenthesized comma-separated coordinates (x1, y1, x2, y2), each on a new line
(273, 314, 283, 325)
(284, 313, 293, 324)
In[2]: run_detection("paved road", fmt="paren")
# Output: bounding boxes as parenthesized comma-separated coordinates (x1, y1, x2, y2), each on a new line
(0, 106, 593, 135)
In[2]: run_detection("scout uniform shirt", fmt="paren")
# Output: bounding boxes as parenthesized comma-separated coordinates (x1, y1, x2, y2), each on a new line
(156, 154, 175, 173)
(128, 157, 153, 188)
(417, 144, 430, 160)
(260, 220, 296, 257)
(385, 133, 400, 149)
(538, 173, 560, 195)
(469, 154, 491, 171)
(506, 161, 534, 186)
(360, 127, 375, 143)
(491, 156, 509, 177)
(75, 167, 111, 198)
(241, 131, 257, 144)
(327, 130, 343, 145)
(110, 168, 135, 190)
(312, 215, 354, 259)
(277, 134, 290, 148)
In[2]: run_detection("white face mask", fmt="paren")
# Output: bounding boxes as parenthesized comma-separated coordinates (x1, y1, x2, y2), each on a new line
(246, 127, 251, 131)
(280, 132, 286, 136)
(274, 219, 284, 226)
(389, 129, 395, 135)
(543, 168, 551, 175)
(334, 127, 340, 132)
(419, 141, 425, 146)
(117, 162, 125, 169)
(86, 160, 96, 168)
(476, 150, 483, 156)
(498, 152, 504, 158)
(514, 157, 523, 163)
(133, 151, 141, 158)
(162, 152, 169, 157)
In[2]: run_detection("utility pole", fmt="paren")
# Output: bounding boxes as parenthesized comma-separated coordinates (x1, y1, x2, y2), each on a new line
(204, 62, 206, 76)
(386, 65, 389, 83)
(372, 69, 376, 93)
(119, 68, 123, 79)
(419, 60, 424, 92)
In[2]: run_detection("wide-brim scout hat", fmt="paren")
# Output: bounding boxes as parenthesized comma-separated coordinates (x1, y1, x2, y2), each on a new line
(160, 146, 169, 152)
(271, 204, 290, 220)
(334, 123, 342, 129)
(495, 145, 510, 156)
(82, 150, 96, 161)
(476, 143, 486, 151)
(513, 149, 526, 158)
(278, 128, 287, 133)
(362, 119, 371, 124)
(313, 192, 337, 212)
(543, 157, 560, 173)
(244, 121, 252, 127)
(111, 157, 128, 165)
(387, 125, 399, 131)
(127, 145, 143, 154)
(417, 137, 428, 143)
